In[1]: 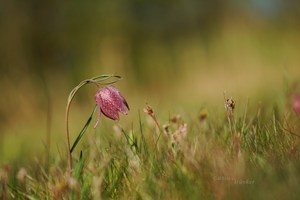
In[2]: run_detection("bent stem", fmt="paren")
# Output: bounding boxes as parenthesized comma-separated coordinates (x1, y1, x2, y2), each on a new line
(65, 74, 122, 172)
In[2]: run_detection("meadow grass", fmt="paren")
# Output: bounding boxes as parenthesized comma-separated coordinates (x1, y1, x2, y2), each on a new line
(1, 94, 300, 200)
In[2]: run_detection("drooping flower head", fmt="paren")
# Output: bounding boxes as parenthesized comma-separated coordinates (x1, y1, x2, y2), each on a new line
(94, 85, 129, 128)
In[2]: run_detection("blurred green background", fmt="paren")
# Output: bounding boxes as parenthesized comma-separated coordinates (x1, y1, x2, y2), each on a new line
(0, 0, 300, 163)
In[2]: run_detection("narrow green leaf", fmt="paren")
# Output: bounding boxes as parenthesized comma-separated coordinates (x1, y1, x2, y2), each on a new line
(70, 105, 97, 153)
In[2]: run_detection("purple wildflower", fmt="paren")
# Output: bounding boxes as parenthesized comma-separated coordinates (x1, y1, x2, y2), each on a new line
(292, 94, 300, 115)
(94, 85, 129, 128)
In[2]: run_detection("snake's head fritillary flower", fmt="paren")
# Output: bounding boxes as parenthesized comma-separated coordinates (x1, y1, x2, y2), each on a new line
(292, 94, 300, 115)
(94, 85, 129, 128)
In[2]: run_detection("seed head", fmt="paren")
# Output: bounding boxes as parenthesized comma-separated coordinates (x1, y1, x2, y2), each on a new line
(224, 97, 235, 117)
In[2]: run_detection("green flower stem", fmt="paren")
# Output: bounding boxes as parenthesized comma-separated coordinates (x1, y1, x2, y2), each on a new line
(65, 75, 122, 172)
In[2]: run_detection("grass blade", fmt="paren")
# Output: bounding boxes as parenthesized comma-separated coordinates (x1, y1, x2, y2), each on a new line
(70, 105, 97, 154)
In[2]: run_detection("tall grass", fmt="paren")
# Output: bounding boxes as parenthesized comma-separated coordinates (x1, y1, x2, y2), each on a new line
(2, 92, 300, 199)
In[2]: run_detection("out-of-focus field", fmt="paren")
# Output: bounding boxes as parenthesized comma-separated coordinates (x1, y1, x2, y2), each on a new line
(1, 26, 299, 163)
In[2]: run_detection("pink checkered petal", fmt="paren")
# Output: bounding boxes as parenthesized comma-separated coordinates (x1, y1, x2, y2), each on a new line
(93, 106, 102, 128)
(94, 85, 129, 128)
(107, 86, 129, 114)
(99, 92, 120, 120)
